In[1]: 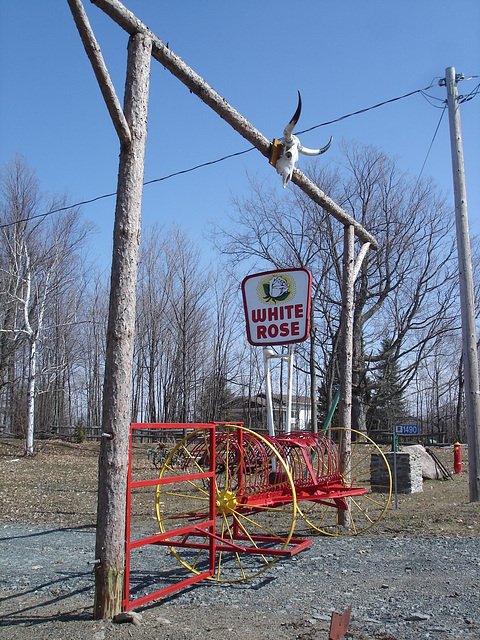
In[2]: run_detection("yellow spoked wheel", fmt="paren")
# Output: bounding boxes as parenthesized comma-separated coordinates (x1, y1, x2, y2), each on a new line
(298, 427, 392, 536)
(156, 425, 297, 582)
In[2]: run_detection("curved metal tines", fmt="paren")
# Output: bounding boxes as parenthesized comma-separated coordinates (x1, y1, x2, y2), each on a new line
(218, 431, 281, 493)
(183, 428, 342, 493)
(271, 432, 340, 484)
(184, 429, 279, 493)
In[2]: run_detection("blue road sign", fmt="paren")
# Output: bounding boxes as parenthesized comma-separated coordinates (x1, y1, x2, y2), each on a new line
(394, 424, 418, 435)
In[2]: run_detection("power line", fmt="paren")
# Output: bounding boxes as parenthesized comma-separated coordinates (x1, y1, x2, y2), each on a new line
(0, 149, 255, 230)
(414, 105, 447, 190)
(420, 91, 446, 109)
(296, 83, 437, 136)
(1, 80, 476, 231)
(459, 82, 480, 104)
(0, 192, 117, 230)
(143, 148, 253, 187)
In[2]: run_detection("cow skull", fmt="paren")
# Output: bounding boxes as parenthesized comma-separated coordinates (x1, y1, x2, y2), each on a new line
(275, 91, 333, 188)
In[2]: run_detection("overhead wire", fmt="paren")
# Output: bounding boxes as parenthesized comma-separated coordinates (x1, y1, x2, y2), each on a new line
(1, 79, 478, 231)
(296, 83, 437, 136)
(414, 105, 447, 191)
(420, 92, 447, 109)
(459, 82, 480, 104)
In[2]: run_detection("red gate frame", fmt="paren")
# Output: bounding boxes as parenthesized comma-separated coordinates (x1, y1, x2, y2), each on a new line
(123, 422, 312, 612)
(123, 422, 216, 611)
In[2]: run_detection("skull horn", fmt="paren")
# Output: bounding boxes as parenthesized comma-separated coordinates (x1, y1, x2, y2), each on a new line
(283, 90, 302, 143)
(298, 136, 333, 156)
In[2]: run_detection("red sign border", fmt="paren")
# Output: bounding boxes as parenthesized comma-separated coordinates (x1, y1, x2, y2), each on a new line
(241, 268, 312, 346)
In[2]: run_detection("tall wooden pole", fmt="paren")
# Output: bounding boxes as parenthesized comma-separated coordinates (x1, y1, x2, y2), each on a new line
(339, 225, 355, 433)
(444, 66, 480, 502)
(94, 32, 152, 618)
(338, 225, 355, 527)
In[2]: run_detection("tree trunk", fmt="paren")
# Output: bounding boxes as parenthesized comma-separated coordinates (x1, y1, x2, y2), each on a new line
(25, 336, 36, 456)
(351, 318, 367, 434)
(338, 225, 354, 433)
(94, 32, 151, 620)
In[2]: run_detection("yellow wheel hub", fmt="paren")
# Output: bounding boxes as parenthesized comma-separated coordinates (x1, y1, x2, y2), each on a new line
(216, 489, 238, 514)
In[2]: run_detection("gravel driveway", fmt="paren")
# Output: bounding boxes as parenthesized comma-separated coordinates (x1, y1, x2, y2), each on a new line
(1, 523, 479, 639)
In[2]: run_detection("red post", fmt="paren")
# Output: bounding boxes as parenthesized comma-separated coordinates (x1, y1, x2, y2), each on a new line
(454, 442, 462, 474)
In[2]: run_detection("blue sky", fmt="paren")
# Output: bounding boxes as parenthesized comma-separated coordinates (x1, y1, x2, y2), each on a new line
(1, 1, 479, 272)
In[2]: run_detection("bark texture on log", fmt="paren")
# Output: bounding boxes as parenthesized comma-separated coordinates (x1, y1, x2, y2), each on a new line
(90, 0, 377, 248)
(94, 32, 152, 620)
(339, 225, 355, 433)
(68, 0, 131, 146)
(338, 225, 354, 527)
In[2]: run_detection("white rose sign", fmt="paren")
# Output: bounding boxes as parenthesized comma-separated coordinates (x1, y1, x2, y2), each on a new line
(242, 268, 312, 346)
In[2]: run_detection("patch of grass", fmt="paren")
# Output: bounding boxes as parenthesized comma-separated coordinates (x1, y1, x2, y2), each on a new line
(0, 438, 478, 538)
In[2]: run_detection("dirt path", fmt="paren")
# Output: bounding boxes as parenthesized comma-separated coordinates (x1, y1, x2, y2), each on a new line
(1, 523, 479, 640)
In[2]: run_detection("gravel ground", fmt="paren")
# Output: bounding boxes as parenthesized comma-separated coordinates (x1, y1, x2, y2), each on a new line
(1, 523, 479, 640)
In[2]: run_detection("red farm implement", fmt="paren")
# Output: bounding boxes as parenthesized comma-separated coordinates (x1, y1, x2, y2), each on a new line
(124, 422, 391, 609)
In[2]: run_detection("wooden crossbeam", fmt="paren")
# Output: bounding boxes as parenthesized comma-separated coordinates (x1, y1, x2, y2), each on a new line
(89, 0, 378, 248)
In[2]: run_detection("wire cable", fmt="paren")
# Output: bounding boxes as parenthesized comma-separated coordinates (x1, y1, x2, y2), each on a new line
(420, 91, 447, 109)
(1, 80, 477, 231)
(296, 83, 437, 136)
(459, 82, 480, 104)
(0, 149, 255, 230)
(143, 147, 254, 187)
(414, 105, 447, 191)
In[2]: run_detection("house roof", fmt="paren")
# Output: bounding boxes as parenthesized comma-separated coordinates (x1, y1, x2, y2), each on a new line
(226, 394, 311, 409)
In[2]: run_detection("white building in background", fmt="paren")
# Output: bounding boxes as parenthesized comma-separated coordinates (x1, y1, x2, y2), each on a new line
(226, 393, 312, 432)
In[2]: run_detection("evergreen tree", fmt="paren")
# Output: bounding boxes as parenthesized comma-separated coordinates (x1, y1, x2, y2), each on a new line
(368, 338, 406, 432)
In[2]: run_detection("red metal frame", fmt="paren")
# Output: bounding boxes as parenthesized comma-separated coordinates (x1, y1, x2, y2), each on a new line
(148, 422, 312, 563)
(266, 431, 368, 508)
(123, 422, 216, 612)
(123, 423, 369, 611)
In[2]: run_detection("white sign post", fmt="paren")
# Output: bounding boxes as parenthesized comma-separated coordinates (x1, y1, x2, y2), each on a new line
(242, 269, 312, 436)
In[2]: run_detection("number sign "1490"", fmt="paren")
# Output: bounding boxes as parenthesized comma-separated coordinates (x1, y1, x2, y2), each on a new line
(395, 424, 418, 435)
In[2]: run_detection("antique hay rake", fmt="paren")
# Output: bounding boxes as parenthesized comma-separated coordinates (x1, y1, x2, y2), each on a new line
(133, 423, 390, 583)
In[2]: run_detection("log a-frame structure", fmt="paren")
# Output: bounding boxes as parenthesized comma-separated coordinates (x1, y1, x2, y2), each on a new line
(67, 0, 378, 618)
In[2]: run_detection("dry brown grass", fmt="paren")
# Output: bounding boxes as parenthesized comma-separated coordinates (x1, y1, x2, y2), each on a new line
(0, 438, 479, 537)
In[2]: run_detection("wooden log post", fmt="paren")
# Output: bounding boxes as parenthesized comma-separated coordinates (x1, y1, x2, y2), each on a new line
(93, 32, 152, 619)
(338, 225, 355, 528)
(68, 0, 151, 617)
(68, 0, 131, 146)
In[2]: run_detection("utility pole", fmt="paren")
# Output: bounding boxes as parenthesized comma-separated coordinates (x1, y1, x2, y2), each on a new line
(443, 66, 480, 502)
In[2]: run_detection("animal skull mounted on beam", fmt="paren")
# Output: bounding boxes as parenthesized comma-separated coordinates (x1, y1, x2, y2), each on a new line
(272, 91, 333, 188)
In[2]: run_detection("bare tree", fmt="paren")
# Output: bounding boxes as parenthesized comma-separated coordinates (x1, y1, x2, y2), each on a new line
(0, 156, 91, 451)
(215, 145, 459, 434)
(78, 273, 109, 428)
(133, 225, 171, 422)
(194, 270, 239, 422)
(162, 226, 210, 423)
(214, 175, 334, 429)
(334, 144, 458, 432)
(0, 156, 39, 436)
